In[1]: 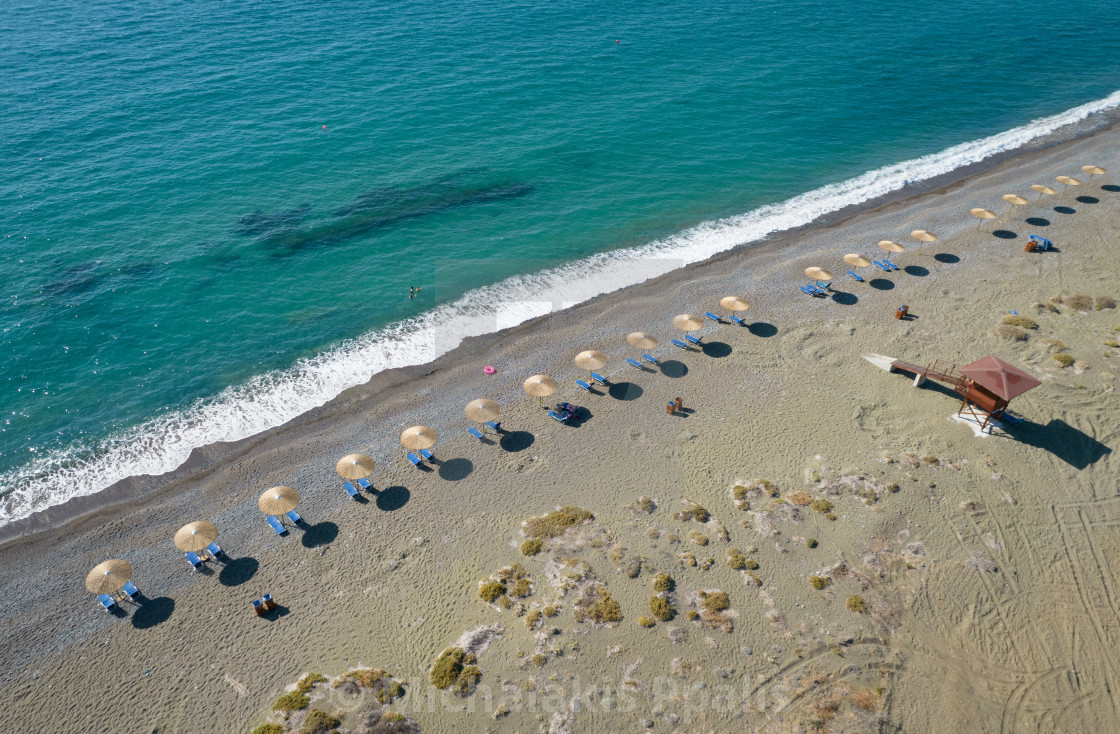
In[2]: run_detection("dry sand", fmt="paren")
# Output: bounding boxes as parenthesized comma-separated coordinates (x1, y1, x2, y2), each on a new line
(2, 120, 1119, 734)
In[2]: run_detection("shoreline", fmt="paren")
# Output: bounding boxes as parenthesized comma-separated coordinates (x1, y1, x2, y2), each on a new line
(3, 107, 1119, 550)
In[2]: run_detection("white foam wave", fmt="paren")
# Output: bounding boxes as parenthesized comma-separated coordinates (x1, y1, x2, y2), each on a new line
(2, 89, 1118, 525)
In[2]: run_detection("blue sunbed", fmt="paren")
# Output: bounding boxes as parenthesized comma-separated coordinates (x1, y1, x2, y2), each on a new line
(872, 260, 891, 271)
(730, 314, 746, 326)
(800, 285, 822, 296)
(485, 420, 501, 431)
(1028, 234, 1053, 251)
(882, 259, 900, 271)
(467, 426, 484, 440)
(186, 551, 203, 570)
(357, 477, 373, 491)
(576, 379, 593, 391)
(626, 357, 643, 369)
(266, 515, 287, 535)
(419, 448, 434, 461)
(642, 353, 658, 365)
(816, 281, 832, 291)
(407, 452, 422, 467)
(846, 269, 864, 282)
(591, 371, 608, 385)
(343, 482, 359, 499)
(206, 542, 223, 558)
(285, 510, 303, 525)
(98, 594, 116, 611)
(671, 339, 689, 349)
(685, 334, 702, 346)
(704, 311, 721, 323)
(121, 581, 139, 600)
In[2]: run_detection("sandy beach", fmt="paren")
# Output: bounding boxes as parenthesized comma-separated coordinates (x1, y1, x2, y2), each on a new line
(2, 117, 1119, 734)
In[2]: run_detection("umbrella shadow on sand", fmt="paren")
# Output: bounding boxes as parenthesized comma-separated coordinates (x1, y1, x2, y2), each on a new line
(992, 230, 1017, 239)
(700, 341, 732, 358)
(1005, 419, 1111, 470)
(438, 458, 473, 481)
(301, 522, 339, 548)
(747, 322, 778, 337)
(376, 486, 410, 511)
(831, 292, 858, 306)
(608, 382, 643, 401)
(934, 253, 960, 264)
(219, 557, 260, 587)
(499, 431, 535, 452)
(869, 278, 894, 291)
(659, 360, 688, 378)
(1101, 184, 1120, 192)
(131, 597, 175, 629)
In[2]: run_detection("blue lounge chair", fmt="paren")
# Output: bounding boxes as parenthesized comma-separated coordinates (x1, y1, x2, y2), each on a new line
(671, 338, 689, 349)
(704, 311, 721, 323)
(816, 281, 832, 291)
(685, 334, 702, 346)
(285, 510, 303, 525)
(642, 353, 658, 365)
(357, 477, 373, 491)
(626, 357, 643, 369)
(467, 426, 484, 440)
(121, 581, 139, 600)
(342, 482, 359, 499)
(407, 452, 422, 467)
(591, 371, 608, 385)
(883, 259, 900, 271)
(846, 269, 864, 282)
(575, 379, 593, 391)
(206, 542, 223, 558)
(485, 420, 501, 431)
(547, 410, 565, 422)
(419, 448, 434, 461)
(872, 260, 891, 271)
(98, 594, 116, 611)
(801, 285, 823, 296)
(730, 314, 746, 326)
(266, 515, 287, 535)
(186, 551, 203, 570)
(1029, 234, 1053, 251)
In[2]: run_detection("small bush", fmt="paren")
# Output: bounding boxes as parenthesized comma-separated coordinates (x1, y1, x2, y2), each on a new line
(1053, 353, 1075, 367)
(686, 610, 700, 621)
(732, 484, 749, 501)
(637, 616, 655, 628)
(625, 496, 657, 513)
(510, 577, 532, 598)
(1001, 315, 1038, 329)
(674, 502, 710, 523)
(520, 538, 543, 556)
(376, 679, 404, 704)
(788, 490, 812, 506)
(297, 672, 327, 693)
(273, 691, 310, 712)
(825, 513, 837, 521)
(652, 573, 675, 592)
(726, 549, 747, 570)
(300, 710, 341, 734)
(887, 482, 900, 493)
(529, 654, 547, 666)
(251, 725, 284, 734)
(688, 530, 709, 546)
(810, 499, 832, 513)
(1058, 293, 1094, 310)
(525, 609, 541, 628)
(479, 581, 506, 602)
(523, 506, 594, 539)
(806, 538, 818, 548)
(587, 592, 623, 623)
(847, 594, 866, 613)
(430, 648, 466, 689)
(699, 590, 730, 612)
(993, 325, 1028, 342)
(542, 604, 559, 617)
(809, 575, 830, 590)
(649, 595, 675, 621)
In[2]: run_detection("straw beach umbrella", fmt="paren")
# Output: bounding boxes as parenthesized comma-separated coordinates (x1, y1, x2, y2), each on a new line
(1001, 194, 1028, 220)
(626, 332, 658, 351)
(843, 254, 871, 268)
(401, 426, 437, 451)
(804, 267, 833, 282)
(86, 559, 132, 596)
(174, 521, 218, 552)
(672, 314, 703, 332)
(1055, 176, 1081, 201)
(719, 296, 750, 313)
(910, 230, 937, 255)
(1031, 184, 1056, 202)
(523, 374, 558, 406)
(970, 208, 997, 231)
(464, 398, 500, 423)
(258, 486, 300, 515)
(1081, 165, 1106, 181)
(336, 453, 375, 480)
(877, 240, 905, 254)
(573, 350, 607, 378)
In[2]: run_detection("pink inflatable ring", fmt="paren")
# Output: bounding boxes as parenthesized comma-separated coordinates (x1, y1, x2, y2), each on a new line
(483, 365, 496, 375)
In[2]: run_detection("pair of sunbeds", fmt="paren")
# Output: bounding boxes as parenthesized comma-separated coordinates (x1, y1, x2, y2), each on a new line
(575, 372, 609, 392)
(800, 281, 832, 296)
(671, 334, 703, 349)
(186, 542, 225, 570)
(97, 580, 141, 611)
(265, 511, 304, 535)
(703, 310, 747, 326)
(467, 420, 502, 440)
(626, 353, 659, 369)
(406, 448, 435, 467)
(872, 259, 899, 272)
(341, 477, 375, 498)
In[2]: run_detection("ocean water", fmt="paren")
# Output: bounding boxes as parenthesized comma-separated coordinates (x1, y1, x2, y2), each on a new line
(3, 0, 1120, 523)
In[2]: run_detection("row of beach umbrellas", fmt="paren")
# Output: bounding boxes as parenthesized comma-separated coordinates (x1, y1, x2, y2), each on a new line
(970, 167, 1107, 229)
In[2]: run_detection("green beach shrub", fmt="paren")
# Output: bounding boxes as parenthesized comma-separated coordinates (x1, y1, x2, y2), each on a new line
(430, 648, 467, 689)
(1001, 315, 1038, 329)
(688, 530, 709, 546)
(698, 590, 730, 612)
(686, 610, 700, 621)
(674, 502, 710, 522)
(1053, 353, 1075, 367)
(510, 577, 532, 598)
(297, 673, 327, 693)
(299, 709, 340, 734)
(810, 499, 833, 513)
(479, 581, 506, 602)
(847, 594, 866, 613)
(726, 549, 747, 570)
(587, 592, 623, 624)
(806, 538, 818, 549)
(649, 595, 675, 621)
(652, 573, 675, 592)
(376, 679, 404, 704)
(637, 616, 655, 628)
(809, 575, 830, 590)
(520, 538, 543, 556)
(825, 513, 837, 521)
(523, 506, 594, 539)
(272, 691, 310, 712)
(251, 725, 284, 734)
(992, 325, 1028, 342)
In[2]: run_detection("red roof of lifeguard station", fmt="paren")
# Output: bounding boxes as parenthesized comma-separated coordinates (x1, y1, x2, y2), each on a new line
(958, 355, 1041, 401)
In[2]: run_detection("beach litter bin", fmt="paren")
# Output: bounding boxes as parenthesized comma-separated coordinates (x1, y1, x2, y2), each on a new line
(1024, 240, 1036, 252)
(895, 305, 909, 320)
(666, 401, 675, 415)
(252, 598, 264, 616)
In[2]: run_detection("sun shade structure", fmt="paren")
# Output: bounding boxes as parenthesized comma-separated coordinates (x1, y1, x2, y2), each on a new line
(400, 426, 437, 451)
(523, 374, 558, 405)
(86, 559, 132, 595)
(464, 399, 500, 423)
(672, 314, 703, 331)
(958, 355, 1042, 402)
(336, 453, 375, 480)
(719, 296, 751, 312)
(843, 254, 871, 267)
(626, 332, 659, 350)
(1001, 194, 1028, 219)
(910, 229, 937, 255)
(804, 267, 833, 281)
(1056, 175, 1082, 187)
(970, 208, 997, 230)
(258, 486, 300, 515)
(1081, 165, 1106, 179)
(573, 350, 608, 372)
(1031, 184, 1057, 201)
(174, 521, 218, 552)
(877, 240, 905, 253)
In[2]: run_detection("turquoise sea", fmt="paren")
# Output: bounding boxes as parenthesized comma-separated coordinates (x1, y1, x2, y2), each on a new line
(3, 0, 1120, 522)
